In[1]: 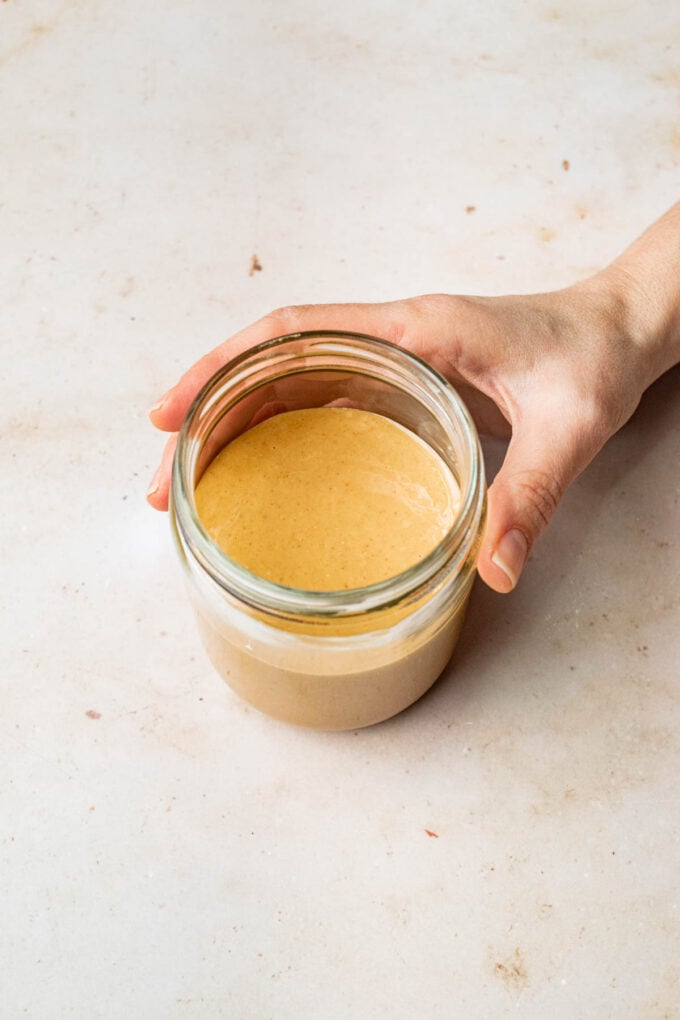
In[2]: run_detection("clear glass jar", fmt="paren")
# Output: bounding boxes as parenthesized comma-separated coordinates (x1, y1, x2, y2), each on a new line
(170, 332, 486, 730)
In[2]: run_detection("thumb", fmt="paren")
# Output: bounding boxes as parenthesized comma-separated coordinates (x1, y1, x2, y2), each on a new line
(477, 416, 592, 593)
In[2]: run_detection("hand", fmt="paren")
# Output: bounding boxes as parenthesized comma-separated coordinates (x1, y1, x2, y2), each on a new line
(147, 203, 680, 593)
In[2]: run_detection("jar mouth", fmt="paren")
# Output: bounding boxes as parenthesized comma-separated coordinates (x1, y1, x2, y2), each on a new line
(171, 331, 485, 618)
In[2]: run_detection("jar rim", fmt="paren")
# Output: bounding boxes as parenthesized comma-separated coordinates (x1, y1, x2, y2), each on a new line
(171, 331, 485, 618)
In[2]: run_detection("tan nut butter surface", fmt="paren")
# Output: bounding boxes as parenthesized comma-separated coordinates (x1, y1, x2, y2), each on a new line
(193, 407, 468, 729)
(195, 407, 460, 588)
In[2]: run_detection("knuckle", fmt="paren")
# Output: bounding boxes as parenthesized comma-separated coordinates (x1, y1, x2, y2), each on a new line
(264, 305, 307, 335)
(383, 293, 457, 354)
(514, 470, 563, 531)
(380, 318, 407, 347)
(407, 292, 460, 323)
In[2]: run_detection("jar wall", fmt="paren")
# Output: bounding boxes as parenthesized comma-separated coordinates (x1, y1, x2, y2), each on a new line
(171, 332, 486, 730)
(189, 577, 474, 730)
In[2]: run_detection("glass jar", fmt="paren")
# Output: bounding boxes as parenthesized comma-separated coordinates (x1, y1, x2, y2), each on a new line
(170, 332, 486, 730)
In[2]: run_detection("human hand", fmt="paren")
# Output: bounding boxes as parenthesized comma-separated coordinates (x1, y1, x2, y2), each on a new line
(147, 204, 680, 594)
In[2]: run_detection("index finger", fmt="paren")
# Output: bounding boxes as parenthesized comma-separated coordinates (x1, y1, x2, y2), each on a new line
(149, 301, 406, 433)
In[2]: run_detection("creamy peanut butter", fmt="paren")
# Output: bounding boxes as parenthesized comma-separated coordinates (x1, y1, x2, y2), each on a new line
(190, 406, 472, 729)
(195, 407, 460, 590)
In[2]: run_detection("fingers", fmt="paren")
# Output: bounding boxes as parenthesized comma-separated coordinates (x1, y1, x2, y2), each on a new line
(146, 433, 177, 511)
(146, 300, 412, 515)
(477, 406, 604, 593)
(149, 301, 406, 434)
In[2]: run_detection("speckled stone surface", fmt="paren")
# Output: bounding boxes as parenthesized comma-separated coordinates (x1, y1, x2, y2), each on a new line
(2, 2, 678, 1017)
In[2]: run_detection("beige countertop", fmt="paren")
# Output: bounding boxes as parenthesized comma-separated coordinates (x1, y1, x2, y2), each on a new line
(2, 1, 678, 1017)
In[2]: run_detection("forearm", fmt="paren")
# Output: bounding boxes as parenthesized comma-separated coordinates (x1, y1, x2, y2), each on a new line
(594, 202, 680, 387)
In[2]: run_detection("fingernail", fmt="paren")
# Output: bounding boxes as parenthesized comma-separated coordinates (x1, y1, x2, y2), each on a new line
(146, 467, 161, 499)
(491, 529, 528, 590)
(149, 392, 169, 419)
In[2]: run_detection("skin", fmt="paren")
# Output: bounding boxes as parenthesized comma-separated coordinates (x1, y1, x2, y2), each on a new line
(147, 202, 680, 593)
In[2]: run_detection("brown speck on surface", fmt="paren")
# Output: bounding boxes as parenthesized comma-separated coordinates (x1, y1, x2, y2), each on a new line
(562, 158, 570, 171)
(424, 829, 439, 838)
(120, 275, 135, 298)
(494, 947, 529, 991)
(249, 254, 263, 276)
(88, 806, 95, 812)
(465, 204, 476, 214)
(539, 226, 557, 243)
(85, 709, 101, 720)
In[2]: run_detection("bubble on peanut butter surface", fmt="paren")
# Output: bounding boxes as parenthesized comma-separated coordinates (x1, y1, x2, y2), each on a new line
(194, 407, 460, 591)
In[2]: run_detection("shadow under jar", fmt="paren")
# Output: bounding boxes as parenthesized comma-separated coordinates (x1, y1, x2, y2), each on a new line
(170, 332, 486, 730)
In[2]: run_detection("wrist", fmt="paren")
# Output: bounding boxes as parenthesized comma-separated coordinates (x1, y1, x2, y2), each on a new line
(587, 203, 680, 385)
(576, 261, 680, 390)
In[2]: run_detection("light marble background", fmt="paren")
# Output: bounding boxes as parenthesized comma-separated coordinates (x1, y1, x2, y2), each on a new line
(2, 2, 679, 1017)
